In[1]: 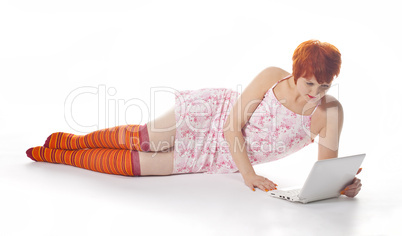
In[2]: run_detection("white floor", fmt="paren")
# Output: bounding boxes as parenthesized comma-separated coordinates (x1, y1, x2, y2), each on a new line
(1, 0, 402, 235)
(1, 143, 401, 236)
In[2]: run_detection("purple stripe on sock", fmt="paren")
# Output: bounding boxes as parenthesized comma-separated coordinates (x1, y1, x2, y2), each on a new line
(93, 133, 99, 148)
(92, 149, 100, 172)
(98, 149, 106, 174)
(56, 133, 63, 149)
(98, 131, 105, 148)
(97, 131, 103, 148)
(139, 124, 150, 152)
(121, 150, 130, 176)
(131, 150, 141, 176)
(60, 149, 67, 164)
(108, 129, 117, 149)
(65, 134, 70, 149)
(70, 149, 78, 167)
(100, 131, 108, 148)
(87, 149, 94, 171)
(115, 127, 120, 148)
(40, 146, 46, 162)
(102, 129, 109, 148)
(103, 129, 112, 149)
(96, 149, 103, 173)
(50, 148, 56, 163)
(104, 149, 113, 174)
(79, 149, 84, 168)
(66, 134, 72, 149)
(88, 134, 95, 149)
(84, 135, 90, 149)
(76, 135, 80, 149)
(112, 150, 119, 174)
(110, 127, 120, 149)
(88, 133, 94, 148)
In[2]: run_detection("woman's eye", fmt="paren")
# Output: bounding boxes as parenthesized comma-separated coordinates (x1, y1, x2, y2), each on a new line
(307, 83, 314, 86)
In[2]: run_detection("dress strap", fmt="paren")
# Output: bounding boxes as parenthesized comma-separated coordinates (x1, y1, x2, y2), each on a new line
(309, 99, 321, 116)
(270, 74, 292, 90)
(272, 74, 321, 117)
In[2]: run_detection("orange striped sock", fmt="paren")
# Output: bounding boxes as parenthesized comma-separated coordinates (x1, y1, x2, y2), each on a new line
(26, 146, 141, 176)
(43, 124, 150, 151)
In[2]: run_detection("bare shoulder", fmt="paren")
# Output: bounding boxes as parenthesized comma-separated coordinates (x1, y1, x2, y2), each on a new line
(252, 66, 290, 90)
(260, 66, 290, 81)
(224, 66, 290, 131)
(246, 66, 291, 98)
(311, 94, 344, 135)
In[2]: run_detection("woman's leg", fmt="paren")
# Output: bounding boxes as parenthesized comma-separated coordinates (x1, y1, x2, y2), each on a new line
(27, 146, 142, 176)
(26, 146, 175, 176)
(44, 124, 150, 151)
(146, 106, 176, 152)
(43, 106, 176, 152)
(26, 106, 177, 176)
(138, 149, 174, 176)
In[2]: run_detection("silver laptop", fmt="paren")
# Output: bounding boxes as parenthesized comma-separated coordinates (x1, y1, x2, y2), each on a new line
(269, 154, 365, 204)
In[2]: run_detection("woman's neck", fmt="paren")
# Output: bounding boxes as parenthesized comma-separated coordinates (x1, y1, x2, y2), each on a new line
(286, 76, 318, 110)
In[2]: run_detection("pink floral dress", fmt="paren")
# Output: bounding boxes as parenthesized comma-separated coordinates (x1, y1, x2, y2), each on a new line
(172, 75, 317, 174)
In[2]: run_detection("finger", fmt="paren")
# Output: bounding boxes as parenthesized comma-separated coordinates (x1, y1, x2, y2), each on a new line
(264, 181, 277, 191)
(344, 187, 361, 197)
(341, 183, 362, 195)
(356, 168, 362, 175)
(270, 183, 277, 190)
(262, 183, 270, 192)
(264, 185, 275, 191)
(263, 182, 274, 191)
(348, 178, 361, 186)
(341, 182, 361, 192)
(349, 181, 362, 189)
(268, 181, 278, 189)
(265, 179, 277, 187)
(341, 186, 358, 194)
(257, 184, 267, 192)
(269, 180, 278, 187)
(247, 184, 256, 192)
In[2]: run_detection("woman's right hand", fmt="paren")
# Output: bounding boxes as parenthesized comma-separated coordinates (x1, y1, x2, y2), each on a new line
(243, 173, 278, 192)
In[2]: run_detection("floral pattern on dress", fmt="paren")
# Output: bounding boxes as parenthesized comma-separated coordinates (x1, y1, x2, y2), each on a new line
(173, 88, 240, 174)
(172, 77, 316, 174)
(242, 88, 314, 166)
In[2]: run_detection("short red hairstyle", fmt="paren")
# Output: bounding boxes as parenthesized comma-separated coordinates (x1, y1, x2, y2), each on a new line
(292, 39, 341, 84)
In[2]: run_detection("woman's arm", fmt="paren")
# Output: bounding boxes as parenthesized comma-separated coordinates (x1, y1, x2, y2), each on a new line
(223, 67, 288, 191)
(317, 96, 344, 160)
(316, 97, 362, 197)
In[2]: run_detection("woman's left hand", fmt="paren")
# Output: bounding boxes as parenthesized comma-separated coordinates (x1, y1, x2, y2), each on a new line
(340, 168, 362, 198)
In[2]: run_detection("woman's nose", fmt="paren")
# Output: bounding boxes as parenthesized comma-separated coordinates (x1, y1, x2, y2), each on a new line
(311, 87, 319, 96)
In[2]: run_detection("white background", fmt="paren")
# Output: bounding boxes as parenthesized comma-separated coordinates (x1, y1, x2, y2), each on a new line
(1, 0, 401, 235)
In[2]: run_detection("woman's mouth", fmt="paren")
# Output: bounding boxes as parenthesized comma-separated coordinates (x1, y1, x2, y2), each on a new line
(307, 94, 316, 99)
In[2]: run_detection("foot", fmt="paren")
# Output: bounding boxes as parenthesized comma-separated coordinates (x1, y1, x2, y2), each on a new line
(26, 148, 37, 161)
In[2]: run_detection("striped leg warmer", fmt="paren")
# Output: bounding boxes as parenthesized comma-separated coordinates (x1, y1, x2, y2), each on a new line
(26, 146, 141, 176)
(43, 124, 150, 151)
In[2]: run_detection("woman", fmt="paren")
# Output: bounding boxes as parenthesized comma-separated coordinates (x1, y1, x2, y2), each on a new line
(26, 39, 362, 198)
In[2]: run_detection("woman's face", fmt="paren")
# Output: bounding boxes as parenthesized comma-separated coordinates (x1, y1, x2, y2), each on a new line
(296, 76, 332, 103)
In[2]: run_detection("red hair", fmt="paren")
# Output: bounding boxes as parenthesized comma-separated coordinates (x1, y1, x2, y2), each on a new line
(292, 39, 341, 84)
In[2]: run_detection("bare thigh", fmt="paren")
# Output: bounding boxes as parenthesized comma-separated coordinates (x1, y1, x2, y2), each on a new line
(146, 106, 176, 152)
(139, 149, 174, 176)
